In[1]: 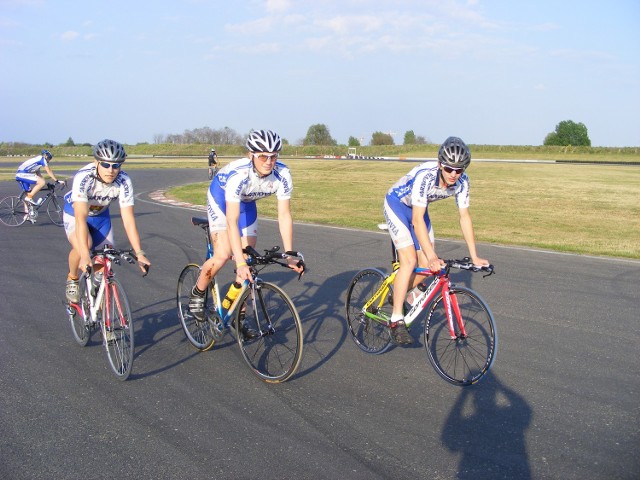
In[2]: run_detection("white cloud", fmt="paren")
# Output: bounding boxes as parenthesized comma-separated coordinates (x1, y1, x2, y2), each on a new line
(533, 83, 545, 91)
(60, 30, 79, 41)
(265, 0, 292, 13)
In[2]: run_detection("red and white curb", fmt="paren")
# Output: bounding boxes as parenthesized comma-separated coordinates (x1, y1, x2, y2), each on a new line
(148, 189, 206, 211)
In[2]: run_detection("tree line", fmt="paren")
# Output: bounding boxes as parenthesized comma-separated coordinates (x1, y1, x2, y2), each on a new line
(1, 120, 592, 149)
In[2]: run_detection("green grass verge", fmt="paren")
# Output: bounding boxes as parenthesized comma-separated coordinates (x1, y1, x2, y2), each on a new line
(2, 156, 638, 259)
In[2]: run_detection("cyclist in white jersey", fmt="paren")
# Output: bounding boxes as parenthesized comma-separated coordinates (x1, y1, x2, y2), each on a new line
(62, 139, 150, 303)
(15, 150, 65, 205)
(383, 136, 489, 344)
(189, 130, 304, 336)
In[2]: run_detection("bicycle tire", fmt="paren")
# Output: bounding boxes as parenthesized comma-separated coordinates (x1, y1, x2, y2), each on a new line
(236, 281, 303, 383)
(46, 194, 64, 226)
(102, 277, 135, 380)
(424, 286, 497, 386)
(345, 268, 393, 354)
(0, 196, 28, 227)
(68, 276, 91, 346)
(176, 264, 217, 351)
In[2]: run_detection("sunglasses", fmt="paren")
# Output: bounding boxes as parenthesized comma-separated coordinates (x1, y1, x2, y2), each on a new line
(442, 165, 464, 174)
(99, 162, 122, 170)
(253, 153, 278, 162)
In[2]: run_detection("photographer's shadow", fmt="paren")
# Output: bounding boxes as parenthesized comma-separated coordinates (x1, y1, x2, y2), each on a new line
(441, 374, 532, 479)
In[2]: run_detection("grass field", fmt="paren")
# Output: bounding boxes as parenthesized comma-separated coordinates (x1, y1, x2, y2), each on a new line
(2, 155, 638, 259)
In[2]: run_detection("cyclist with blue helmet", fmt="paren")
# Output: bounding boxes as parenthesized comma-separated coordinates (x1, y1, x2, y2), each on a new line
(15, 149, 65, 205)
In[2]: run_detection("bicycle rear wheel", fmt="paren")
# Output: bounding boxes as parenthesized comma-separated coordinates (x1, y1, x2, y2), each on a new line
(46, 194, 64, 226)
(0, 196, 28, 226)
(67, 276, 91, 347)
(102, 278, 134, 380)
(176, 264, 217, 351)
(236, 282, 303, 383)
(345, 268, 393, 354)
(424, 286, 497, 386)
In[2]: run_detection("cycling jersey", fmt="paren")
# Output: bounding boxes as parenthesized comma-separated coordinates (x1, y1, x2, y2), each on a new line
(384, 161, 470, 250)
(386, 161, 470, 209)
(212, 157, 293, 203)
(63, 163, 134, 217)
(206, 157, 293, 235)
(208, 152, 217, 166)
(16, 155, 47, 174)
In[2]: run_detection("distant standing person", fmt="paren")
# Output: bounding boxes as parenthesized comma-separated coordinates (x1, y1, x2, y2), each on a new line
(208, 147, 218, 179)
(15, 150, 65, 205)
(383, 136, 489, 345)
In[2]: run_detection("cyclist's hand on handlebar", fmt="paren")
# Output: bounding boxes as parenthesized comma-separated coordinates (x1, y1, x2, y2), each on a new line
(136, 253, 151, 276)
(427, 256, 445, 273)
(471, 255, 490, 268)
(286, 256, 305, 275)
(235, 263, 253, 283)
(56, 180, 66, 187)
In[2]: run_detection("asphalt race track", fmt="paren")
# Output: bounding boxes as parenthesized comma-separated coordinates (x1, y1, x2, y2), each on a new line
(1, 168, 638, 480)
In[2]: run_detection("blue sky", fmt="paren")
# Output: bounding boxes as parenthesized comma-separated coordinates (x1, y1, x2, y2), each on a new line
(1, 0, 638, 147)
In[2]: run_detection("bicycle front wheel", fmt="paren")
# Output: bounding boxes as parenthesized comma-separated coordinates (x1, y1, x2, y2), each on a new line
(236, 282, 303, 383)
(46, 194, 64, 226)
(345, 268, 393, 354)
(68, 276, 91, 346)
(176, 264, 217, 351)
(424, 286, 497, 386)
(102, 278, 135, 380)
(0, 196, 28, 227)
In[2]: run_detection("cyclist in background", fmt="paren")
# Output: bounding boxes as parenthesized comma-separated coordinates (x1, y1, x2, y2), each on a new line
(208, 147, 218, 169)
(383, 136, 489, 345)
(62, 139, 150, 303)
(189, 130, 304, 338)
(15, 149, 65, 205)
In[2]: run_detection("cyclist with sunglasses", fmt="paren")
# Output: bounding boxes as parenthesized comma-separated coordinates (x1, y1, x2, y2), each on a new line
(62, 139, 150, 303)
(188, 129, 304, 338)
(383, 136, 489, 344)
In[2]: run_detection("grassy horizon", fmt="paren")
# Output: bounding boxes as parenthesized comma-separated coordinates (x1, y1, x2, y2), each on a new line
(167, 158, 640, 260)
(2, 156, 638, 259)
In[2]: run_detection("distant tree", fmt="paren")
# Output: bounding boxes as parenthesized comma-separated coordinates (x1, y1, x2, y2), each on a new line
(303, 124, 337, 146)
(64, 137, 75, 146)
(543, 120, 591, 146)
(371, 131, 394, 146)
(348, 136, 361, 147)
(153, 126, 244, 145)
(415, 135, 428, 144)
(403, 130, 416, 145)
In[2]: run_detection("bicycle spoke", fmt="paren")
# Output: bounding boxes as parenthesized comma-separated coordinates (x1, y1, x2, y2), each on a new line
(345, 269, 393, 354)
(424, 287, 497, 386)
(237, 282, 303, 383)
(103, 279, 134, 380)
(177, 264, 217, 351)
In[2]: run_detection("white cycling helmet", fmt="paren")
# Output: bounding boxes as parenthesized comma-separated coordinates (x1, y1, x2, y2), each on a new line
(246, 130, 282, 153)
(93, 139, 127, 163)
(438, 136, 471, 169)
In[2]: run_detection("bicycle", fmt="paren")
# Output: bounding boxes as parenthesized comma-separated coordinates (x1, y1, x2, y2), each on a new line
(66, 245, 149, 381)
(176, 216, 305, 383)
(208, 165, 219, 180)
(345, 224, 497, 386)
(0, 181, 66, 227)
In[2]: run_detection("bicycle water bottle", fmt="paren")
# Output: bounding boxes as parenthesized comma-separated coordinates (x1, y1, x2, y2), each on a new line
(406, 282, 427, 306)
(91, 257, 105, 295)
(222, 281, 242, 310)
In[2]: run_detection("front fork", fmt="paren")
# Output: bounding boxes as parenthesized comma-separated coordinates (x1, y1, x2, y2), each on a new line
(442, 284, 467, 339)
